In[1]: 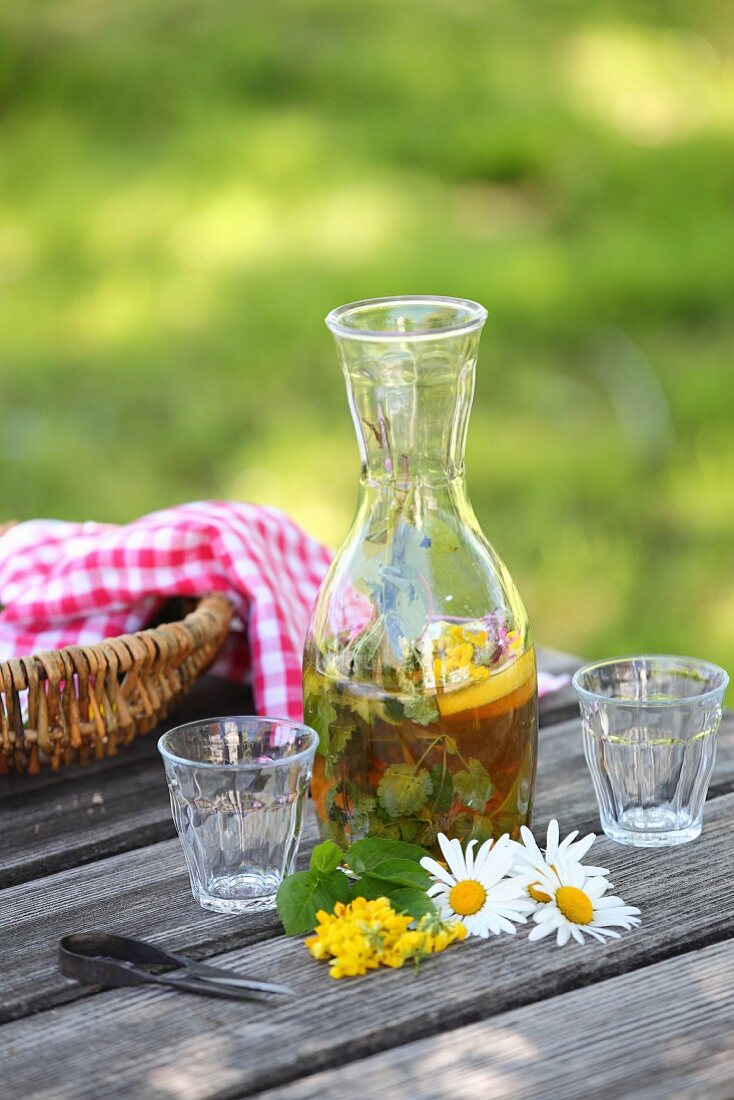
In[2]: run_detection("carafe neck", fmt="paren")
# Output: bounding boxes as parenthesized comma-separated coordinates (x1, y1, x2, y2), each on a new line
(327, 297, 486, 490)
(346, 355, 476, 488)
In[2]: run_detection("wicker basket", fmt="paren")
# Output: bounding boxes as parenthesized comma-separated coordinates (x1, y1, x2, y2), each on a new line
(0, 593, 233, 776)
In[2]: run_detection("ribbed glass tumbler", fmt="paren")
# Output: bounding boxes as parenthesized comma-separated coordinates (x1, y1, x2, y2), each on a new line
(573, 656, 728, 847)
(158, 717, 318, 913)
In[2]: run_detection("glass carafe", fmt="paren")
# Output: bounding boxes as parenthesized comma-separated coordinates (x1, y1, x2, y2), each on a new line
(303, 296, 537, 855)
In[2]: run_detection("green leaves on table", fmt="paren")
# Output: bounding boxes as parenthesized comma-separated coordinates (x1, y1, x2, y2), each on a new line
(276, 842, 352, 936)
(276, 837, 436, 935)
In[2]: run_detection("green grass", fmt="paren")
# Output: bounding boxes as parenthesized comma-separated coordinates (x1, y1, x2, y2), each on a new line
(1, 0, 733, 687)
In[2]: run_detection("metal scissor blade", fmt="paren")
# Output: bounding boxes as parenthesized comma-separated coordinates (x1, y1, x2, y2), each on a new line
(180, 959, 295, 996)
(159, 973, 276, 1001)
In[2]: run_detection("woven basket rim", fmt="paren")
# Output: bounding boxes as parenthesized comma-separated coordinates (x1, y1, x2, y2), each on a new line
(0, 591, 234, 775)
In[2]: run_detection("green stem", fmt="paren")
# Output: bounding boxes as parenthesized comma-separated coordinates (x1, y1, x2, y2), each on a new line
(413, 737, 443, 772)
(427, 744, 449, 816)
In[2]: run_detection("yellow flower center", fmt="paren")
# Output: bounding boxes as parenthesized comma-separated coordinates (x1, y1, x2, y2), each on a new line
(528, 882, 552, 904)
(555, 885, 594, 925)
(449, 879, 487, 916)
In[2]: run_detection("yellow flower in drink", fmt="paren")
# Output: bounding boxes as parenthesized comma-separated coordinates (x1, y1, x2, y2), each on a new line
(433, 625, 486, 689)
(420, 833, 535, 938)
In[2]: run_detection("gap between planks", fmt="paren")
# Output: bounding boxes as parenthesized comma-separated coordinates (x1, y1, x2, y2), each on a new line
(1, 790, 734, 1099)
(253, 937, 734, 1100)
(0, 649, 580, 889)
(1, 707, 732, 1025)
(0, 712, 644, 1021)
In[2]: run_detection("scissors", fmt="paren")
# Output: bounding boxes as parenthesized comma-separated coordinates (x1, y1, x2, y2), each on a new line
(59, 932, 295, 1002)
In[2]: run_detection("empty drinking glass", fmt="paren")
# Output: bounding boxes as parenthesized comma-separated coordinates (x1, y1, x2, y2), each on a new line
(573, 656, 728, 847)
(158, 717, 318, 913)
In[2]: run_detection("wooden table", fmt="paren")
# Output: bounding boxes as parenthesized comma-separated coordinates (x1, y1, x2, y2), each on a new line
(2, 648, 732, 1100)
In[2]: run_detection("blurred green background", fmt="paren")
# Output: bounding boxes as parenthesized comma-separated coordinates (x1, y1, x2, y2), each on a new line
(1, 0, 733, 677)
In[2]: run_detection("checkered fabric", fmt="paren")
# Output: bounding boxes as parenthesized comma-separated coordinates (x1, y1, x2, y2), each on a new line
(0, 501, 566, 720)
(0, 501, 332, 721)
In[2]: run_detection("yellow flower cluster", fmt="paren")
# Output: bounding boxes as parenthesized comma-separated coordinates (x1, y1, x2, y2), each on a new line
(305, 896, 467, 979)
(433, 622, 522, 687)
(433, 623, 490, 686)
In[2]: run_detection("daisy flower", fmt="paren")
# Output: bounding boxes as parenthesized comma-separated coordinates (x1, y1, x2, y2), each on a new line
(512, 819, 609, 904)
(527, 857, 641, 946)
(420, 833, 535, 938)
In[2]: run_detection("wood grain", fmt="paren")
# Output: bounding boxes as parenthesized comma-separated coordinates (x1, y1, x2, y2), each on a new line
(1, 708, 731, 1024)
(2, 792, 734, 1098)
(0, 651, 578, 888)
(259, 938, 734, 1100)
(0, 677, 251, 887)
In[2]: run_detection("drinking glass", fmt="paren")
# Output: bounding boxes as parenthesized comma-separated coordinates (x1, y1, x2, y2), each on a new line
(573, 656, 728, 847)
(158, 717, 318, 913)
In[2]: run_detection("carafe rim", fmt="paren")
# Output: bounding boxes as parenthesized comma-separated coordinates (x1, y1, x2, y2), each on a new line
(326, 295, 488, 343)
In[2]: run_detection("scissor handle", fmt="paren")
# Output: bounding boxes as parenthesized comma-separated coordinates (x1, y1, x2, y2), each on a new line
(59, 932, 177, 989)
(58, 932, 294, 1000)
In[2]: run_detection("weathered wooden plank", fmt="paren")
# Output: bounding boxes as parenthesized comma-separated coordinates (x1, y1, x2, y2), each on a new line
(258, 938, 734, 1100)
(0, 652, 579, 888)
(0, 749, 174, 888)
(537, 710, 734, 831)
(0, 678, 251, 887)
(2, 792, 733, 1098)
(0, 817, 318, 1024)
(1, 708, 732, 1024)
(535, 645, 579, 676)
(536, 644, 579, 723)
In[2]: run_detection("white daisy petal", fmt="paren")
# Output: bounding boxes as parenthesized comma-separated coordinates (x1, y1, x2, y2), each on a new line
(585, 877, 611, 900)
(471, 837, 495, 878)
(437, 834, 468, 880)
(465, 915, 488, 938)
(557, 923, 571, 946)
(495, 915, 519, 935)
(518, 825, 544, 868)
(566, 832, 595, 861)
(557, 829, 580, 856)
(545, 819, 560, 860)
(590, 926, 622, 940)
(427, 883, 450, 899)
(528, 921, 556, 941)
(593, 911, 641, 929)
(582, 864, 611, 878)
(493, 907, 529, 924)
(593, 895, 640, 913)
(505, 838, 525, 863)
(464, 839, 478, 876)
(583, 927, 608, 943)
(420, 857, 455, 888)
(437, 832, 456, 867)
(567, 861, 586, 888)
(490, 878, 530, 902)
(481, 839, 515, 885)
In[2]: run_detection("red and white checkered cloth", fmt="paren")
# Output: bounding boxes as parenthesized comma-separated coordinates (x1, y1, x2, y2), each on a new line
(0, 502, 331, 721)
(0, 501, 567, 720)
